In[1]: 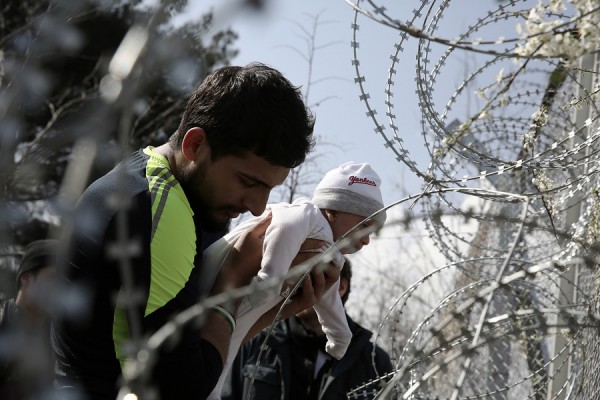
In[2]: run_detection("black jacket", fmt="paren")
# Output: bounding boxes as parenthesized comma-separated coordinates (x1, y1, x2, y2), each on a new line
(0, 299, 55, 399)
(0, 299, 20, 395)
(223, 314, 393, 400)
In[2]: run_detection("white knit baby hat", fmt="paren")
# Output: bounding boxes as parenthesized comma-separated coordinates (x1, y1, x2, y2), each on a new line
(312, 162, 386, 225)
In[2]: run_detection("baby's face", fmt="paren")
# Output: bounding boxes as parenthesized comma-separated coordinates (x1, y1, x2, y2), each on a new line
(329, 211, 375, 254)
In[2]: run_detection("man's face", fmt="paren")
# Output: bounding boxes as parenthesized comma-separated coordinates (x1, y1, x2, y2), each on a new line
(329, 212, 375, 254)
(21, 265, 56, 313)
(296, 275, 350, 333)
(181, 152, 289, 232)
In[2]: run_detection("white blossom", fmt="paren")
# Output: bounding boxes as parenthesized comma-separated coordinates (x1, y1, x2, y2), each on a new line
(515, 0, 600, 60)
(531, 108, 548, 126)
(496, 68, 505, 84)
(549, 0, 567, 12)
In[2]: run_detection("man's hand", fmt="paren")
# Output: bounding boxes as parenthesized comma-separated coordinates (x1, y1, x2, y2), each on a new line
(212, 211, 272, 294)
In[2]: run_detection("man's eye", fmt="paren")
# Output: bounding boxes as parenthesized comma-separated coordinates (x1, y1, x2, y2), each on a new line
(241, 178, 257, 188)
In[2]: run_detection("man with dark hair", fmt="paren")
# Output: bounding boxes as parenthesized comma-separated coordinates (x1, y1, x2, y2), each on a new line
(1, 239, 58, 399)
(52, 63, 339, 400)
(224, 257, 393, 400)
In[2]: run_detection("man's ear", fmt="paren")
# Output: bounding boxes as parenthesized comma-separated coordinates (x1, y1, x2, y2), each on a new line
(181, 127, 208, 162)
(19, 272, 34, 291)
(338, 277, 349, 299)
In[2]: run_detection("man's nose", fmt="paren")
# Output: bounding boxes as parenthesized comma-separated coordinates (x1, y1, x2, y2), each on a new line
(244, 189, 271, 216)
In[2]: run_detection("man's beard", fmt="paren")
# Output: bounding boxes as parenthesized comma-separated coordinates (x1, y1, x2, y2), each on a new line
(194, 206, 231, 234)
(180, 161, 231, 234)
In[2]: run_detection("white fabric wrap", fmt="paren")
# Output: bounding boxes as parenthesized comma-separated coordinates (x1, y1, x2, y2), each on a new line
(200, 198, 351, 400)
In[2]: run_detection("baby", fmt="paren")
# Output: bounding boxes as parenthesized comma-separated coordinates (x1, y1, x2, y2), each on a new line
(201, 162, 386, 399)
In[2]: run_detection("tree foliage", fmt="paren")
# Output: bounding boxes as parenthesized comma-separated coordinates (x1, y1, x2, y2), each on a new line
(0, 0, 238, 289)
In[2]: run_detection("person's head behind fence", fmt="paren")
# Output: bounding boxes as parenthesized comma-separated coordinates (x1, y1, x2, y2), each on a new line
(16, 239, 58, 290)
(340, 257, 352, 305)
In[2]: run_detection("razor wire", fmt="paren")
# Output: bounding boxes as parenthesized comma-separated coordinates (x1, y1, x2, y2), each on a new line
(344, 0, 600, 399)
(4, 0, 600, 399)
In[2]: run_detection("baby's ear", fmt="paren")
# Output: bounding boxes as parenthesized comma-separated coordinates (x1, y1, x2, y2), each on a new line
(324, 209, 337, 223)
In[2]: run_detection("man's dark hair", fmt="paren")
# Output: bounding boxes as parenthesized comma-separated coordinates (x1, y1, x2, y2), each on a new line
(171, 63, 315, 168)
(340, 257, 352, 305)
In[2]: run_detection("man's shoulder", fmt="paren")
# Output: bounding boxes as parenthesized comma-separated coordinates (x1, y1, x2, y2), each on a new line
(82, 150, 149, 199)
(71, 150, 153, 248)
(346, 315, 393, 370)
(347, 314, 371, 335)
(347, 316, 378, 351)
